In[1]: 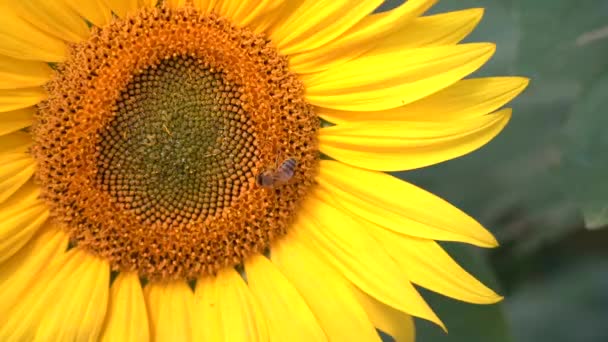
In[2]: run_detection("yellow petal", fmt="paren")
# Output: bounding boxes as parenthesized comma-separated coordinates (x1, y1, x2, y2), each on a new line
(0, 223, 68, 328)
(101, 272, 150, 342)
(319, 77, 529, 123)
(0, 55, 53, 90)
(245, 254, 327, 341)
(352, 287, 415, 342)
(194, 268, 269, 342)
(0, 2, 68, 62)
(0, 131, 32, 155)
(13, 0, 90, 43)
(294, 6, 481, 75)
(1, 248, 109, 341)
(316, 160, 498, 247)
(305, 43, 495, 111)
(0, 88, 47, 112)
(0, 202, 48, 264)
(271, 233, 381, 341)
(295, 194, 444, 329)
(0, 108, 34, 136)
(0, 153, 36, 204)
(370, 225, 502, 304)
(192, 0, 216, 13)
(287, 0, 436, 74)
(319, 109, 512, 171)
(270, 0, 384, 56)
(166, 0, 188, 8)
(246, 1, 292, 34)
(213, 0, 241, 18)
(36, 249, 109, 341)
(104, 0, 148, 18)
(193, 275, 221, 341)
(65, 0, 113, 28)
(0, 179, 39, 210)
(144, 0, 158, 7)
(232, 0, 283, 28)
(145, 281, 194, 342)
(371, 8, 483, 53)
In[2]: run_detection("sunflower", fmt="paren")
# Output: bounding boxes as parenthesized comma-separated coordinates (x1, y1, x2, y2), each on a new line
(0, 0, 528, 340)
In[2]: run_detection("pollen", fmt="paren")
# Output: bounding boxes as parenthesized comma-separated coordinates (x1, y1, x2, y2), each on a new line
(32, 7, 319, 280)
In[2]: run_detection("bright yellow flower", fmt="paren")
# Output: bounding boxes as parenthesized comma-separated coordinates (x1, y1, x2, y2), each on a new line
(0, 0, 528, 341)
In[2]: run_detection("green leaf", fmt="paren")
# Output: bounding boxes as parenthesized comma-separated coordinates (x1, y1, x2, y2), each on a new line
(561, 74, 608, 229)
(414, 243, 512, 342)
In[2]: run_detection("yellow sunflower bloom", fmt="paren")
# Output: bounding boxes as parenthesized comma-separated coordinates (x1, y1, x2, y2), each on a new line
(0, 0, 528, 340)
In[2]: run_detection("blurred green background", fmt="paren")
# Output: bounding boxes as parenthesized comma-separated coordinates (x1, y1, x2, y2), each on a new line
(381, 0, 608, 341)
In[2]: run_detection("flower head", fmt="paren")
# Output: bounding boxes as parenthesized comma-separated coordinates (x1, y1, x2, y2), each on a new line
(0, 0, 528, 341)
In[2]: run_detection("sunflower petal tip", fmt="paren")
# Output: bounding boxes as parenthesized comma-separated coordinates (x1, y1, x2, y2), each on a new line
(487, 42, 497, 54)
(494, 108, 513, 123)
(519, 77, 532, 91)
(467, 220, 500, 248)
(478, 230, 500, 248)
(469, 42, 496, 59)
(469, 7, 485, 20)
(465, 42, 496, 53)
(423, 311, 447, 333)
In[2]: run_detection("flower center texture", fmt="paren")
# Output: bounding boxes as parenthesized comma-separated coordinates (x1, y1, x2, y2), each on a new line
(32, 7, 319, 280)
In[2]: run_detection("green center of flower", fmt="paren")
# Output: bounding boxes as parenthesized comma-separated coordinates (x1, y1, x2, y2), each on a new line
(98, 56, 257, 223)
(33, 7, 319, 281)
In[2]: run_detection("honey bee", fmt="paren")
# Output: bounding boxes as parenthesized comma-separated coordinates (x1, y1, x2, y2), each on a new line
(256, 157, 297, 188)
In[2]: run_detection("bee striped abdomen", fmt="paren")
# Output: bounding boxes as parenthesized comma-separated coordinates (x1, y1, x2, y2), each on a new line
(277, 158, 297, 181)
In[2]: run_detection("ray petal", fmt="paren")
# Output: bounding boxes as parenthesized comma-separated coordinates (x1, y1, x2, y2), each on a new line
(13, 0, 90, 43)
(304, 43, 495, 111)
(271, 233, 381, 341)
(0, 153, 36, 204)
(318, 77, 529, 123)
(270, 0, 384, 56)
(192, 0, 217, 13)
(0, 55, 53, 90)
(166, 0, 188, 8)
(0, 248, 109, 341)
(368, 9, 484, 54)
(0, 108, 34, 136)
(0, 181, 34, 259)
(370, 225, 502, 304)
(0, 131, 32, 155)
(245, 254, 327, 341)
(318, 109, 511, 171)
(194, 267, 269, 341)
(289, 0, 470, 74)
(144, 281, 195, 342)
(352, 287, 415, 342)
(34, 249, 109, 341)
(100, 272, 150, 342)
(0, 224, 68, 339)
(315, 160, 498, 247)
(293, 194, 445, 329)
(0, 197, 48, 264)
(234, 0, 284, 28)
(65, 0, 113, 28)
(214, 0, 242, 19)
(0, 2, 68, 62)
(0, 88, 47, 113)
(104, 0, 147, 18)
